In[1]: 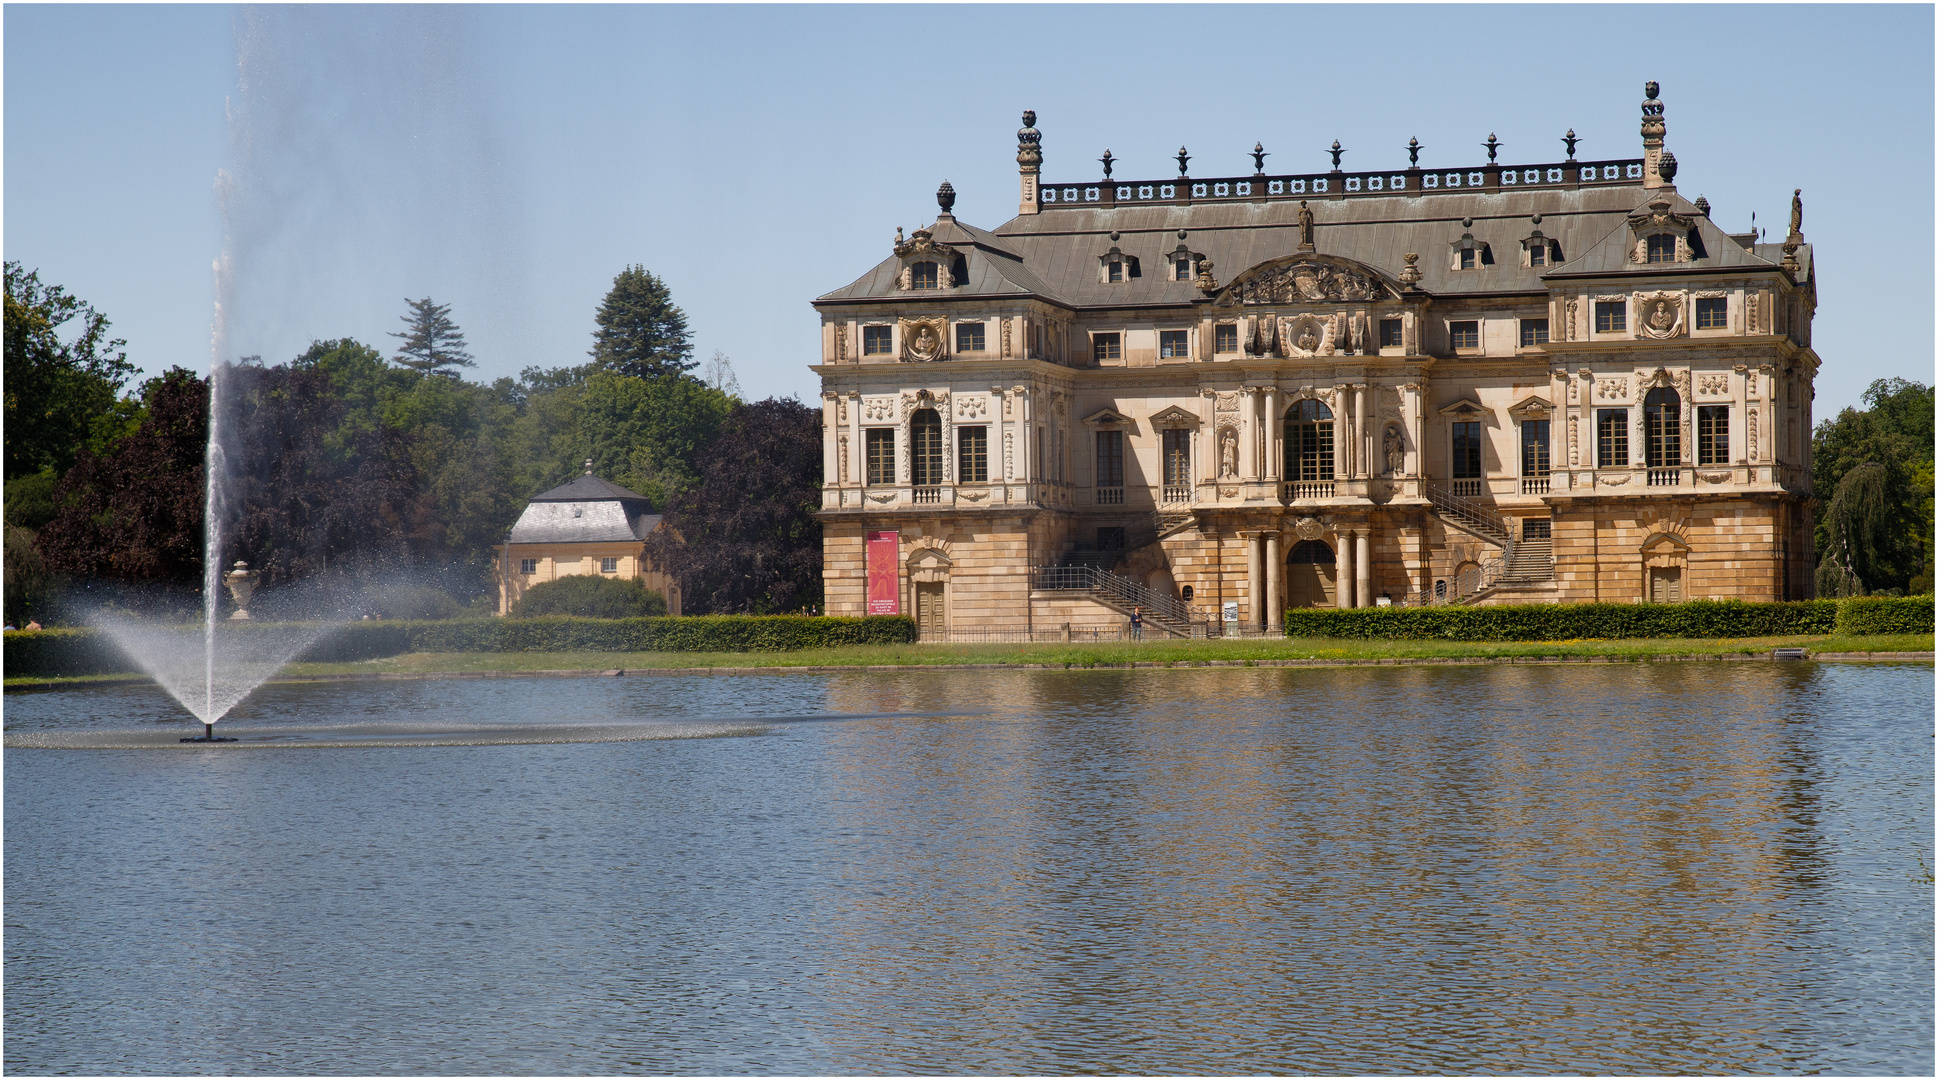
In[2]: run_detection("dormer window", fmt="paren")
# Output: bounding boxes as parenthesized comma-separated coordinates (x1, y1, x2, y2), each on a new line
(1646, 234, 1675, 263)
(1174, 255, 1192, 280)
(1458, 248, 1476, 270)
(910, 261, 939, 289)
(1108, 260, 1124, 283)
(1528, 244, 1545, 267)
(1099, 248, 1141, 284)
(1451, 232, 1492, 270)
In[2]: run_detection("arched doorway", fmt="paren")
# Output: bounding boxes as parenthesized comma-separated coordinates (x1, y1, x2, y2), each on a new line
(1286, 539, 1337, 608)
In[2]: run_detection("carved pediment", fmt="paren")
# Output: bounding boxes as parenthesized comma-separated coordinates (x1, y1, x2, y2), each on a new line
(1148, 405, 1202, 429)
(1215, 256, 1395, 306)
(893, 227, 955, 261)
(1507, 396, 1554, 420)
(1438, 397, 1489, 419)
(1627, 199, 1695, 233)
(1082, 407, 1135, 428)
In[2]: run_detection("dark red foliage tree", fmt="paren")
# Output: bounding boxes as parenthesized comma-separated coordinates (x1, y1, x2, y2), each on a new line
(649, 397, 822, 614)
(39, 368, 209, 584)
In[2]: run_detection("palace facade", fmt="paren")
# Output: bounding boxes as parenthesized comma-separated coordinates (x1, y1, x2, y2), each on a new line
(812, 84, 1819, 638)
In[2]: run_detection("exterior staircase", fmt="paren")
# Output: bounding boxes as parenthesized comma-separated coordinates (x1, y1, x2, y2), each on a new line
(1034, 562, 1202, 638)
(1151, 500, 1195, 541)
(1408, 483, 1553, 604)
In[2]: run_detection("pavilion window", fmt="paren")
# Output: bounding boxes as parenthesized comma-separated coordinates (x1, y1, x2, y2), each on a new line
(1697, 405, 1729, 465)
(958, 426, 988, 483)
(1595, 301, 1627, 334)
(1095, 429, 1125, 488)
(1162, 429, 1191, 489)
(601, 557, 618, 574)
(1451, 421, 1483, 480)
(1285, 398, 1335, 481)
(1644, 387, 1681, 467)
(1449, 321, 1480, 351)
(1158, 330, 1189, 358)
(1092, 333, 1122, 362)
(862, 325, 893, 355)
(519, 559, 537, 575)
(955, 322, 985, 352)
(1695, 297, 1727, 329)
(1521, 420, 1550, 478)
(866, 428, 895, 485)
(910, 409, 943, 486)
(1597, 409, 1629, 467)
(1379, 318, 1404, 348)
(1520, 319, 1549, 346)
(1215, 323, 1238, 353)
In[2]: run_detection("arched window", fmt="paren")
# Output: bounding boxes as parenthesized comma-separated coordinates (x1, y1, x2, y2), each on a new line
(910, 262, 939, 289)
(911, 409, 943, 486)
(1644, 387, 1681, 467)
(1285, 399, 1335, 481)
(1288, 540, 1335, 564)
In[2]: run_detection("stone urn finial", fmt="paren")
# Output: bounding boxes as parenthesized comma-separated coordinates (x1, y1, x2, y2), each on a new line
(224, 560, 258, 620)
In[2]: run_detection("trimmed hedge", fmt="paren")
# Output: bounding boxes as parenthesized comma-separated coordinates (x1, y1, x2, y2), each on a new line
(1280, 599, 1842, 642)
(1834, 596, 1935, 636)
(3, 615, 918, 678)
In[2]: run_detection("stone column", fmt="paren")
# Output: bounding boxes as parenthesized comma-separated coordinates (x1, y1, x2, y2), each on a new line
(1732, 366, 1748, 466)
(1244, 531, 1264, 629)
(1401, 383, 1421, 479)
(1335, 529, 1354, 609)
(1354, 384, 1369, 478)
(1356, 529, 1371, 607)
(1333, 386, 1350, 480)
(1263, 387, 1280, 481)
(1241, 386, 1260, 481)
(821, 392, 838, 491)
(1265, 530, 1283, 631)
(846, 391, 863, 485)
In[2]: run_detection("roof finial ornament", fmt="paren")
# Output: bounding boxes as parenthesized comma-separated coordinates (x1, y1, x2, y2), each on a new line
(1407, 136, 1422, 167)
(1400, 252, 1422, 287)
(1645, 80, 1660, 100)
(1328, 140, 1345, 170)
(1176, 146, 1191, 177)
(1693, 195, 1710, 218)
(1017, 109, 1043, 215)
(936, 180, 956, 216)
(1483, 133, 1501, 162)
(1640, 81, 1667, 188)
(1251, 142, 1268, 174)
(1099, 149, 1114, 178)
(584, 458, 595, 475)
(1562, 129, 1579, 160)
(1657, 151, 1678, 183)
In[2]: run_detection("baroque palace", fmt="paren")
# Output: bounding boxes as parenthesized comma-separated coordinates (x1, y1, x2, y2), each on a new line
(812, 84, 1819, 638)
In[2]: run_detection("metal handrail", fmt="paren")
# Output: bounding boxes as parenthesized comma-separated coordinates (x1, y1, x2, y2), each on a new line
(1034, 564, 1195, 629)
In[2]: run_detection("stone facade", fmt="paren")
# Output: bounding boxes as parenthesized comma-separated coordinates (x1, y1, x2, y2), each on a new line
(493, 465, 682, 615)
(813, 84, 1819, 637)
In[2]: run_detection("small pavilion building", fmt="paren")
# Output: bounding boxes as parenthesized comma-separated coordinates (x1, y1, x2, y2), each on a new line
(494, 461, 682, 615)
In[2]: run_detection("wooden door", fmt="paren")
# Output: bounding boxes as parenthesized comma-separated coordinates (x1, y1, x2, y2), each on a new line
(1286, 540, 1337, 609)
(1649, 567, 1681, 603)
(915, 582, 945, 637)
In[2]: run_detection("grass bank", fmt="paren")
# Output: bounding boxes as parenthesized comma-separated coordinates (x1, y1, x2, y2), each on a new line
(262, 632, 1932, 679)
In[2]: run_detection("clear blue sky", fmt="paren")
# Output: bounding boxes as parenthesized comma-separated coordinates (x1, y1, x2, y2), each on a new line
(6, 4, 1931, 418)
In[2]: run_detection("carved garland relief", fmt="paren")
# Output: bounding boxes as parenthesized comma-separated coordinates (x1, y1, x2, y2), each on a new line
(1596, 378, 1629, 401)
(1697, 374, 1730, 396)
(834, 324, 847, 362)
(956, 396, 989, 420)
(862, 396, 896, 422)
(1568, 415, 1579, 466)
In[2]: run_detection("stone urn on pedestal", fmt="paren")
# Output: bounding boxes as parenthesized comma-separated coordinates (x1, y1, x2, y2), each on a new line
(224, 561, 258, 620)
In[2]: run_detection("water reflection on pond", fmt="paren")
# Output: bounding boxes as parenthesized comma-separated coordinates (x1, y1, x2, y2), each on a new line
(5, 662, 1931, 1074)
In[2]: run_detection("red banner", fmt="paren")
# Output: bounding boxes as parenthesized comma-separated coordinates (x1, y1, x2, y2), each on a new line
(866, 531, 900, 614)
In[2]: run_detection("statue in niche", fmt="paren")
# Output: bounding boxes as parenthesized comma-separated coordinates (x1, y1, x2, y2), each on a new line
(1297, 200, 1315, 251)
(1295, 323, 1319, 353)
(1219, 427, 1239, 479)
(1384, 426, 1404, 476)
(907, 324, 941, 362)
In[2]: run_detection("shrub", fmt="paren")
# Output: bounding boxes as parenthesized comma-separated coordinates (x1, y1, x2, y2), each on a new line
(373, 585, 465, 621)
(511, 575, 667, 619)
(1, 626, 135, 677)
(1280, 599, 1840, 642)
(1834, 595, 1934, 636)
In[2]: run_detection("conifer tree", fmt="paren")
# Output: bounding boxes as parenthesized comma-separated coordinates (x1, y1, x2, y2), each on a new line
(590, 265, 694, 379)
(389, 297, 474, 374)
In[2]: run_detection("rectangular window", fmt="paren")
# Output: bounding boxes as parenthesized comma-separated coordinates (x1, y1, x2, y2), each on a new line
(1521, 420, 1551, 477)
(1158, 330, 1189, 358)
(1646, 234, 1676, 263)
(911, 415, 943, 487)
(1092, 332, 1122, 362)
(910, 261, 939, 288)
(866, 428, 895, 485)
(955, 322, 985, 352)
(1529, 244, 1546, 267)
(519, 558, 537, 575)
(1175, 257, 1192, 281)
(958, 426, 988, 483)
(1458, 247, 1476, 270)
(1161, 428, 1191, 488)
(1523, 518, 1552, 540)
(1215, 323, 1238, 353)
(1697, 405, 1729, 465)
(1107, 260, 1124, 283)
(1449, 321, 1480, 350)
(1597, 409, 1629, 467)
(1097, 526, 1127, 550)
(1379, 318, 1404, 348)
(1451, 421, 1483, 479)
(862, 325, 893, 355)
(1520, 319, 1549, 346)
(1095, 429, 1124, 488)
(1695, 297, 1727, 329)
(601, 557, 618, 574)
(1595, 301, 1627, 334)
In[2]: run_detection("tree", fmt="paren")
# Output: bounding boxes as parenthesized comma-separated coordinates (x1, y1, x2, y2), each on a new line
(1811, 377, 1934, 594)
(38, 368, 209, 586)
(648, 397, 822, 614)
(700, 349, 742, 400)
(4, 262, 134, 479)
(389, 297, 474, 374)
(589, 265, 693, 378)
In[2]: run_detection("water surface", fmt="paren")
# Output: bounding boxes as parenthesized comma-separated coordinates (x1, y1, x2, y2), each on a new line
(6, 663, 1931, 1074)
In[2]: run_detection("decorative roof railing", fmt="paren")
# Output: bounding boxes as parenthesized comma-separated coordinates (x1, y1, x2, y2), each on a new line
(1036, 159, 1644, 208)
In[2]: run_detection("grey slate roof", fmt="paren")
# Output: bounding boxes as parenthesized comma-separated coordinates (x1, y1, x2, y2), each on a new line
(507, 471, 661, 545)
(818, 184, 1804, 310)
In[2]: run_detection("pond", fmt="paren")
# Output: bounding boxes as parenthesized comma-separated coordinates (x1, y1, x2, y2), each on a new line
(5, 662, 1932, 1074)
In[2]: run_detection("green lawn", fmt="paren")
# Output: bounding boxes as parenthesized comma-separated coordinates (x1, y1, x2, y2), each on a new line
(264, 632, 1933, 678)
